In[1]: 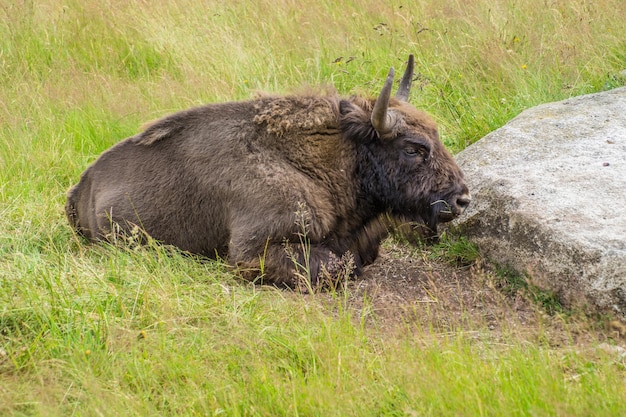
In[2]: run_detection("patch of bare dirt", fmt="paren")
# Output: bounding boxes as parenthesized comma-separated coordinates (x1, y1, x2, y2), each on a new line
(335, 240, 621, 346)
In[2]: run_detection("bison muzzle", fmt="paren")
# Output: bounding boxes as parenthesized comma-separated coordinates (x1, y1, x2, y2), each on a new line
(66, 55, 470, 288)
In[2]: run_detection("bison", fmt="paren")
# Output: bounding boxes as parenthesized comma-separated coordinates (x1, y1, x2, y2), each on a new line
(66, 55, 470, 288)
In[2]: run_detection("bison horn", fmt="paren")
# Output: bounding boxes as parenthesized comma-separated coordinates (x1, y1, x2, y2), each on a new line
(395, 54, 414, 102)
(371, 67, 395, 137)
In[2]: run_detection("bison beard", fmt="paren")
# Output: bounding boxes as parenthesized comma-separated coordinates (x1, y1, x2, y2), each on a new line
(65, 55, 470, 289)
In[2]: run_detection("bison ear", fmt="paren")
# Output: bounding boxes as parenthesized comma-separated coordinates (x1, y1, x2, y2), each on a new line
(339, 99, 378, 143)
(339, 99, 364, 118)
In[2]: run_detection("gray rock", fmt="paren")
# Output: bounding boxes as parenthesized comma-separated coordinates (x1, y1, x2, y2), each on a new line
(453, 87, 626, 316)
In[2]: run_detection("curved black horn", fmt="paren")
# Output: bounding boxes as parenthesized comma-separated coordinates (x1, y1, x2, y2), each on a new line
(395, 54, 414, 102)
(371, 67, 395, 136)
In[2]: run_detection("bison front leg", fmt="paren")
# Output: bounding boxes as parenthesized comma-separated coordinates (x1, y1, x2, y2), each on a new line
(229, 241, 353, 289)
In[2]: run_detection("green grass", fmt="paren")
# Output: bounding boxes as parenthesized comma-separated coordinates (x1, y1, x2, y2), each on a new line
(2, 0, 626, 415)
(492, 265, 566, 316)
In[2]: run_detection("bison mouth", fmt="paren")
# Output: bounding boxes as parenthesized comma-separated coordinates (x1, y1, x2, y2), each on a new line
(431, 199, 457, 222)
(422, 195, 471, 236)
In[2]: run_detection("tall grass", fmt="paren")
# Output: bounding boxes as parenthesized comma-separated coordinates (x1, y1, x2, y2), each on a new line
(1, 0, 625, 415)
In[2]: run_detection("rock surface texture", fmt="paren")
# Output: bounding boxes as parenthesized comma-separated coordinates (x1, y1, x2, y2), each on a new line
(453, 87, 626, 317)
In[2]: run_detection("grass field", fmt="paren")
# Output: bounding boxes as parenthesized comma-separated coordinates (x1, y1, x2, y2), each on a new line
(1, 0, 626, 415)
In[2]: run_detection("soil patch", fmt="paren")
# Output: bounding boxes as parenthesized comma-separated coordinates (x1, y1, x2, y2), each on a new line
(329, 240, 622, 346)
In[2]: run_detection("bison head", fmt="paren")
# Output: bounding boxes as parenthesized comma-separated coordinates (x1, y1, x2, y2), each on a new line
(340, 55, 471, 235)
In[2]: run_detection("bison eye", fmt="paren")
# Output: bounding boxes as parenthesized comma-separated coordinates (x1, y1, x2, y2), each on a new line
(403, 144, 429, 159)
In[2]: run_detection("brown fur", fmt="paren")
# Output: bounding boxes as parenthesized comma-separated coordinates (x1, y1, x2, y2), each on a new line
(66, 63, 469, 288)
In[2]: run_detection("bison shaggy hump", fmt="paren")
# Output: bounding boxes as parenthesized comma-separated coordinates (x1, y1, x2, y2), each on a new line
(66, 55, 471, 289)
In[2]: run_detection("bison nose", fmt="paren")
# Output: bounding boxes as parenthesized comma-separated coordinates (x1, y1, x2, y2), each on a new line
(454, 193, 471, 214)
